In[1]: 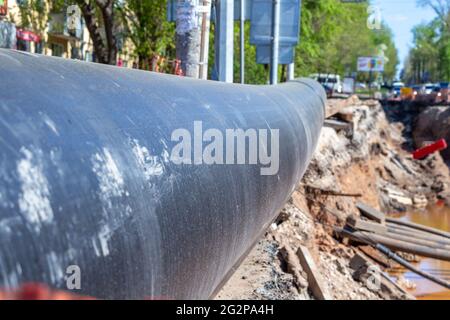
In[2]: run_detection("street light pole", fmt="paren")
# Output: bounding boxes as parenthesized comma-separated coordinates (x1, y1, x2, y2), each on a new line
(215, 0, 234, 83)
(270, 0, 280, 85)
(240, 0, 245, 84)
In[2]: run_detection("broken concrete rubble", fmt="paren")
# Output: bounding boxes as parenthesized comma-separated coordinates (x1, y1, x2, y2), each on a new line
(216, 98, 450, 300)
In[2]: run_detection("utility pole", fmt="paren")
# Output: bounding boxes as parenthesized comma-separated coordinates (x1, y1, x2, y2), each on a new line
(215, 0, 234, 83)
(270, 0, 281, 85)
(176, 0, 201, 78)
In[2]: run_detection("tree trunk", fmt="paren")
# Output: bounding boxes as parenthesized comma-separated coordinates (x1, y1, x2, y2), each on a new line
(76, 0, 117, 65)
(97, 0, 117, 65)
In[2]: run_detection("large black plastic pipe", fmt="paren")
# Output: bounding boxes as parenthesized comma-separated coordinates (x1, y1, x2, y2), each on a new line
(0, 49, 325, 299)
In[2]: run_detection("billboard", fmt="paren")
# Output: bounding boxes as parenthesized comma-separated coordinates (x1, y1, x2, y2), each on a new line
(357, 56, 384, 72)
(0, 0, 7, 16)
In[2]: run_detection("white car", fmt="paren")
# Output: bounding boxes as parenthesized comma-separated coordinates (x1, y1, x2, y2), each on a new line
(310, 74, 343, 93)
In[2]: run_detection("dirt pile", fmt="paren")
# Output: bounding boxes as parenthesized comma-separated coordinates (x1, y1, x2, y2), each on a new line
(216, 98, 450, 300)
(413, 106, 450, 162)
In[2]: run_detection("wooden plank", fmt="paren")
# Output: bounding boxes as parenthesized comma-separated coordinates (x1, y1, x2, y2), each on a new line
(336, 108, 354, 122)
(347, 216, 387, 234)
(296, 246, 333, 300)
(325, 95, 359, 118)
(356, 202, 385, 224)
(358, 246, 395, 269)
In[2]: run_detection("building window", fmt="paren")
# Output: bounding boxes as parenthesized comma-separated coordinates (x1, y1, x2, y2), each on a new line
(51, 43, 64, 57)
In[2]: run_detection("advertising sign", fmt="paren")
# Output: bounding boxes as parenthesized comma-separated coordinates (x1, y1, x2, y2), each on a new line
(357, 56, 384, 72)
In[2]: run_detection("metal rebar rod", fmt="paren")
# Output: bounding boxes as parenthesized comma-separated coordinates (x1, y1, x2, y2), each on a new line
(376, 244, 450, 290)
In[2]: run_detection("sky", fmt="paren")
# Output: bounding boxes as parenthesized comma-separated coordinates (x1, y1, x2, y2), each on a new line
(372, 0, 438, 73)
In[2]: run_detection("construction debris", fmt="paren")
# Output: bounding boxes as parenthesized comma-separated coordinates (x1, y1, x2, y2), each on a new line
(217, 98, 450, 300)
(296, 246, 333, 300)
(356, 202, 386, 224)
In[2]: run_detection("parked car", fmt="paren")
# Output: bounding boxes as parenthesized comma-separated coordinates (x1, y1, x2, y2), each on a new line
(356, 82, 367, 90)
(435, 82, 450, 104)
(411, 84, 440, 104)
(424, 83, 436, 95)
(392, 82, 404, 97)
(310, 73, 343, 94)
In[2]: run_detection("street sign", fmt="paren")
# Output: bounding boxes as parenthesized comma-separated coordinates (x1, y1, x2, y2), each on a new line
(255, 45, 294, 65)
(250, 0, 301, 65)
(234, 0, 252, 20)
(357, 56, 384, 72)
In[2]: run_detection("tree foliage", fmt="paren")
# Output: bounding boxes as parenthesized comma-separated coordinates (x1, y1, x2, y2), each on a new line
(228, 0, 398, 84)
(11, 0, 399, 79)
(13, 0, 54, 36)
(404, 0, 450, 83)
(117, 0, 175, 69)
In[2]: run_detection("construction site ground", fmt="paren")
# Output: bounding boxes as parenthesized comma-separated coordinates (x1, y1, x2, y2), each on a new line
(216, 97, 450, 300)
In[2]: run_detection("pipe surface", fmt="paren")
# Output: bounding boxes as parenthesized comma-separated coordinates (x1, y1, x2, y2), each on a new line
(0, 49, 325, 299)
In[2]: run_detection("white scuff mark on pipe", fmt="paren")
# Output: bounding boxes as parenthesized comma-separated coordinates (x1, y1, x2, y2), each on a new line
(42, 114, 59, 136)
(161, 149, 170, 164)
(130, 139, 164, 178)
(92, 224, 113, 257)
(92, 148, 128, 202)
(92, 238, 101, 257)
(17, 147, 54, 232)
(92, 147, 132, 225)
(98, 224, 113, 257)
(46, 251, 64, 284)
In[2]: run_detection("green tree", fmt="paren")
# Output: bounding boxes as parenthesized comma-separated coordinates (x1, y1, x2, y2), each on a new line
(117, 0, 175, 69)
(407, 0, 450, 81)
(226, 0, 398, 84)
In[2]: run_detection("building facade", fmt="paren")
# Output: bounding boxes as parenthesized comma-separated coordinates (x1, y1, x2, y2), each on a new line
(0, 0, 136, 67)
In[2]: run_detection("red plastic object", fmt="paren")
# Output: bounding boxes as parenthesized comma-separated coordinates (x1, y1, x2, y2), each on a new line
(0, 283, 94, 300)
(412, 139, 448, 160)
